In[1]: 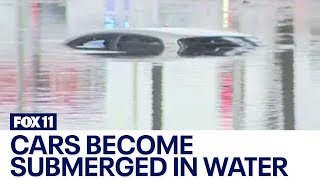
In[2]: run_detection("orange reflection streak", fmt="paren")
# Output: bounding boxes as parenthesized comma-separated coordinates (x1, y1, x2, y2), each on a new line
(0, 64, 81, 108)
(0, 63, 32, 107)
(0, 71, 16, 105)
(220, 72, 233, 130)
(51, 69, 80, 106)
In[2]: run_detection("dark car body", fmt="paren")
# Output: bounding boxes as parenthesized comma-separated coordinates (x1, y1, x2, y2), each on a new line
(64, 28, 261, 58)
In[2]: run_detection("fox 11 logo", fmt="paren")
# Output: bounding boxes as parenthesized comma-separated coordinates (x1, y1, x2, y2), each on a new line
(10, 113, 57, 130)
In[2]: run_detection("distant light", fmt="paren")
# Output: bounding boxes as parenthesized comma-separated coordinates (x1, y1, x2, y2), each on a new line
(31, 3, 40, 27)
(106, 0, 115, 11)
(125, 21, 129, 28)
(223, 0, 229, 29)
(105, 17, 116, 28)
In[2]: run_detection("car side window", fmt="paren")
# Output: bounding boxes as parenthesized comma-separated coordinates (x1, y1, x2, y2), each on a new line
(79, 39, 106, 49)
(117, 34, 164, 56)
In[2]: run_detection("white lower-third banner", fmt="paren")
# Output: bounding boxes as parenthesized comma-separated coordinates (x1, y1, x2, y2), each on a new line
(0, 130, 319, 180)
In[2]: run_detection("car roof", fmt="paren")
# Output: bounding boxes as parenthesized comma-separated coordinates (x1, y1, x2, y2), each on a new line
(136, 27, 251, 37)
(69, 27, 253, 39)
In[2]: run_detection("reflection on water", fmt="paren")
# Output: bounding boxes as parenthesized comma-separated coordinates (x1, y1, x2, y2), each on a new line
(1, 0, 320, 130)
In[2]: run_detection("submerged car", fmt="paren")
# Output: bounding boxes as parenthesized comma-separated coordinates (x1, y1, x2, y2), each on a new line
(64, 28, 261, 58)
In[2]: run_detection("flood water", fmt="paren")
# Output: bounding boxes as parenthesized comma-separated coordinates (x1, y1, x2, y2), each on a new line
(1, 0, 320, 130)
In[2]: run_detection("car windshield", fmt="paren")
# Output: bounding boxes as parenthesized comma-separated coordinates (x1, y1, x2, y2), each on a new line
(78, 39, 107, 49)
(66, 33, 120, 51)
(177, 36, 258, 56)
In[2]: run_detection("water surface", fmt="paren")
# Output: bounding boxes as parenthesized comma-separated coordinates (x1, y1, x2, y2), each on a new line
(0, 0, 319, 130)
